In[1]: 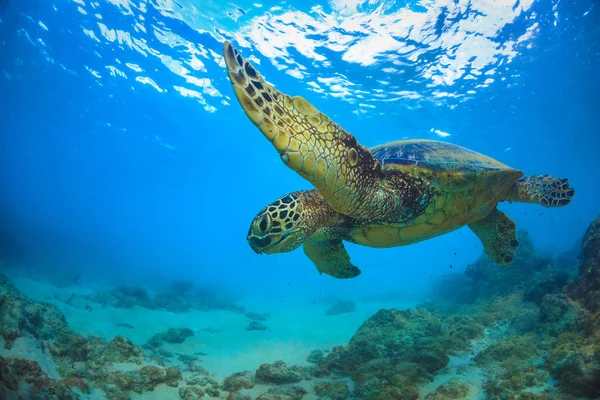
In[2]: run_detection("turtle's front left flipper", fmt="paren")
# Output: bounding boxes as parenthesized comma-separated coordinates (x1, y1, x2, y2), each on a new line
(468, 209, 519, 265)
(224, 41, 392, 220)
(303, 231, 361, 279)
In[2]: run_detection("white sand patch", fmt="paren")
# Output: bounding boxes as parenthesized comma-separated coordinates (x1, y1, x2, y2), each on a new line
(420, 354, 486, 399)
(0, 336, 61, 379)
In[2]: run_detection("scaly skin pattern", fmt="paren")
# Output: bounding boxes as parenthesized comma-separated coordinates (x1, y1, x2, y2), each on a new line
(509, 175, 575, 207)
(223, 41, 431, 221)
(247, 190, 349, 255)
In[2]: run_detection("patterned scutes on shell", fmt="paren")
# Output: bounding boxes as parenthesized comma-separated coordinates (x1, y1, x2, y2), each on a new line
(370, 139, 511, 174)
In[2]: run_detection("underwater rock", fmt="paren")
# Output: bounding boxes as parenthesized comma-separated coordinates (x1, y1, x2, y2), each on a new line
(256, 385, 307, 400)
(222, 370, 255, 392)
(0, 356, 85, 400)
(441, 315, 484, 353)
(545, 333, 600, 398)
(182, 373, 221, 398)
(483, 365, 551, 399)
(246, 321, 269, 331)
(88, 281, 251, 316)
(567, 216, 600, 314)
(538, 293, 586, 335)
(306, 349, 326, 365)
(523, 271, 570, 305)
(313, 380, 350, 400)
(474, 335, 540, 365)
(0, 273, 200, 400)
(510, 305, 541, 334)
(86, 335, 144, 367)
(179, 385, 205, 400)
(320, 308, 448, 376)
(146, 327, 194, 348)
(255, 361, 303, 384)
(226, 393, 253, 400)
(325, 300, 356, 316)
(0, 273, 70, 349)
(353, 373, 420, 400)
(102, 365, 182, 394)
(424, 378, 473, 399)
(465, 230, 553, 297)
(88, 285, 152, 309)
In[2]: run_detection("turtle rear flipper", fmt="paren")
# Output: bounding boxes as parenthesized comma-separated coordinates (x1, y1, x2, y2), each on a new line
(469, 209, 518, 265)
(508, 175, 575, 207)
(303, 232, 361, 279)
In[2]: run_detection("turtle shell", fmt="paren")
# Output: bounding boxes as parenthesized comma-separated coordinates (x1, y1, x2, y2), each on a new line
(370, 139, 522, 189)
(348, 139, 524, 249)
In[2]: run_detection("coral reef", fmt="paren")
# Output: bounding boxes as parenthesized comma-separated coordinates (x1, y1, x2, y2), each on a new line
(0, 274, 70, 349)
(0, 356, 87, 400)
(86, 281, 266, 318)
(483, 365, 552, 399)
(87, 285, 150, 308)
(223, 370, 255, 392)
(325, 300, 356, 316)
(465, 230, 554, 297)
(306, 349, 326, 365)
(568, 216, 600, 314)
(313, 380, 350, 399)
(4, 216, 600, 400)
(255, 361, 303, 384)
(319, 308, 449, 376)
(256, 385, 307, 400)
(424, 378, 472, 400)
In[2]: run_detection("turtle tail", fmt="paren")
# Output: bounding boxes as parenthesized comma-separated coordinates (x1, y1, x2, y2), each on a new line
(507, 175, 575, 207)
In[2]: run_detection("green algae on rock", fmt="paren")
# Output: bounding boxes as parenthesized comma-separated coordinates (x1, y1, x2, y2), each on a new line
(256, 360, 303, 384)
(319, 308, 449, 377)
(256, 385, 308, 400)
(424, 378, 473, 400)
(0, 356, 87, 400)
(223, 370, 255, 392)
(568, 216, 600, 314)
(313, 380, 350, 400)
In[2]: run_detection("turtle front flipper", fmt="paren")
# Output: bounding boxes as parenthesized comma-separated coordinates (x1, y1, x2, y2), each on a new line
(468, 209, 519, 265)
(303, 231, 361, 279)
(224, 41, 393, 220)
(507, 175, 575, 207)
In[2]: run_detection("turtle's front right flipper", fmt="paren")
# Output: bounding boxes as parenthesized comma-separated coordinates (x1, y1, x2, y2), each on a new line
(303, 231, 361, 279)
(223, 41, 389, 219)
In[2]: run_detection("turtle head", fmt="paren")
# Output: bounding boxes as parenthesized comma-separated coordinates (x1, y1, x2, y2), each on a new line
(247, 193, 309, 255)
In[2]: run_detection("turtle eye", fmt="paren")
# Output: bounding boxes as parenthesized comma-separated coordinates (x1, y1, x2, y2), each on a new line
(258, 215, 269, 232)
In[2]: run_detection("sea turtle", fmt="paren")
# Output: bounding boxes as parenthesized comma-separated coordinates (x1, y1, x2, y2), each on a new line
(223, 41, 575, 279)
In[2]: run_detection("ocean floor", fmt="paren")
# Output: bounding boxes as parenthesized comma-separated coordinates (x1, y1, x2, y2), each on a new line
(2, 221, 600, 399)
(8, 275, 415, 380)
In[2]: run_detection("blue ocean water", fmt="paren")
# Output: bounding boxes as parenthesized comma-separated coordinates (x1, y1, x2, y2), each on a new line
(1, 0, 597, 298)
(0, 1, 599, 397)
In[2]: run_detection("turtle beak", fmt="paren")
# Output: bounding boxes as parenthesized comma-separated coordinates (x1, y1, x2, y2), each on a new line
(248, 236, 273, 255)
